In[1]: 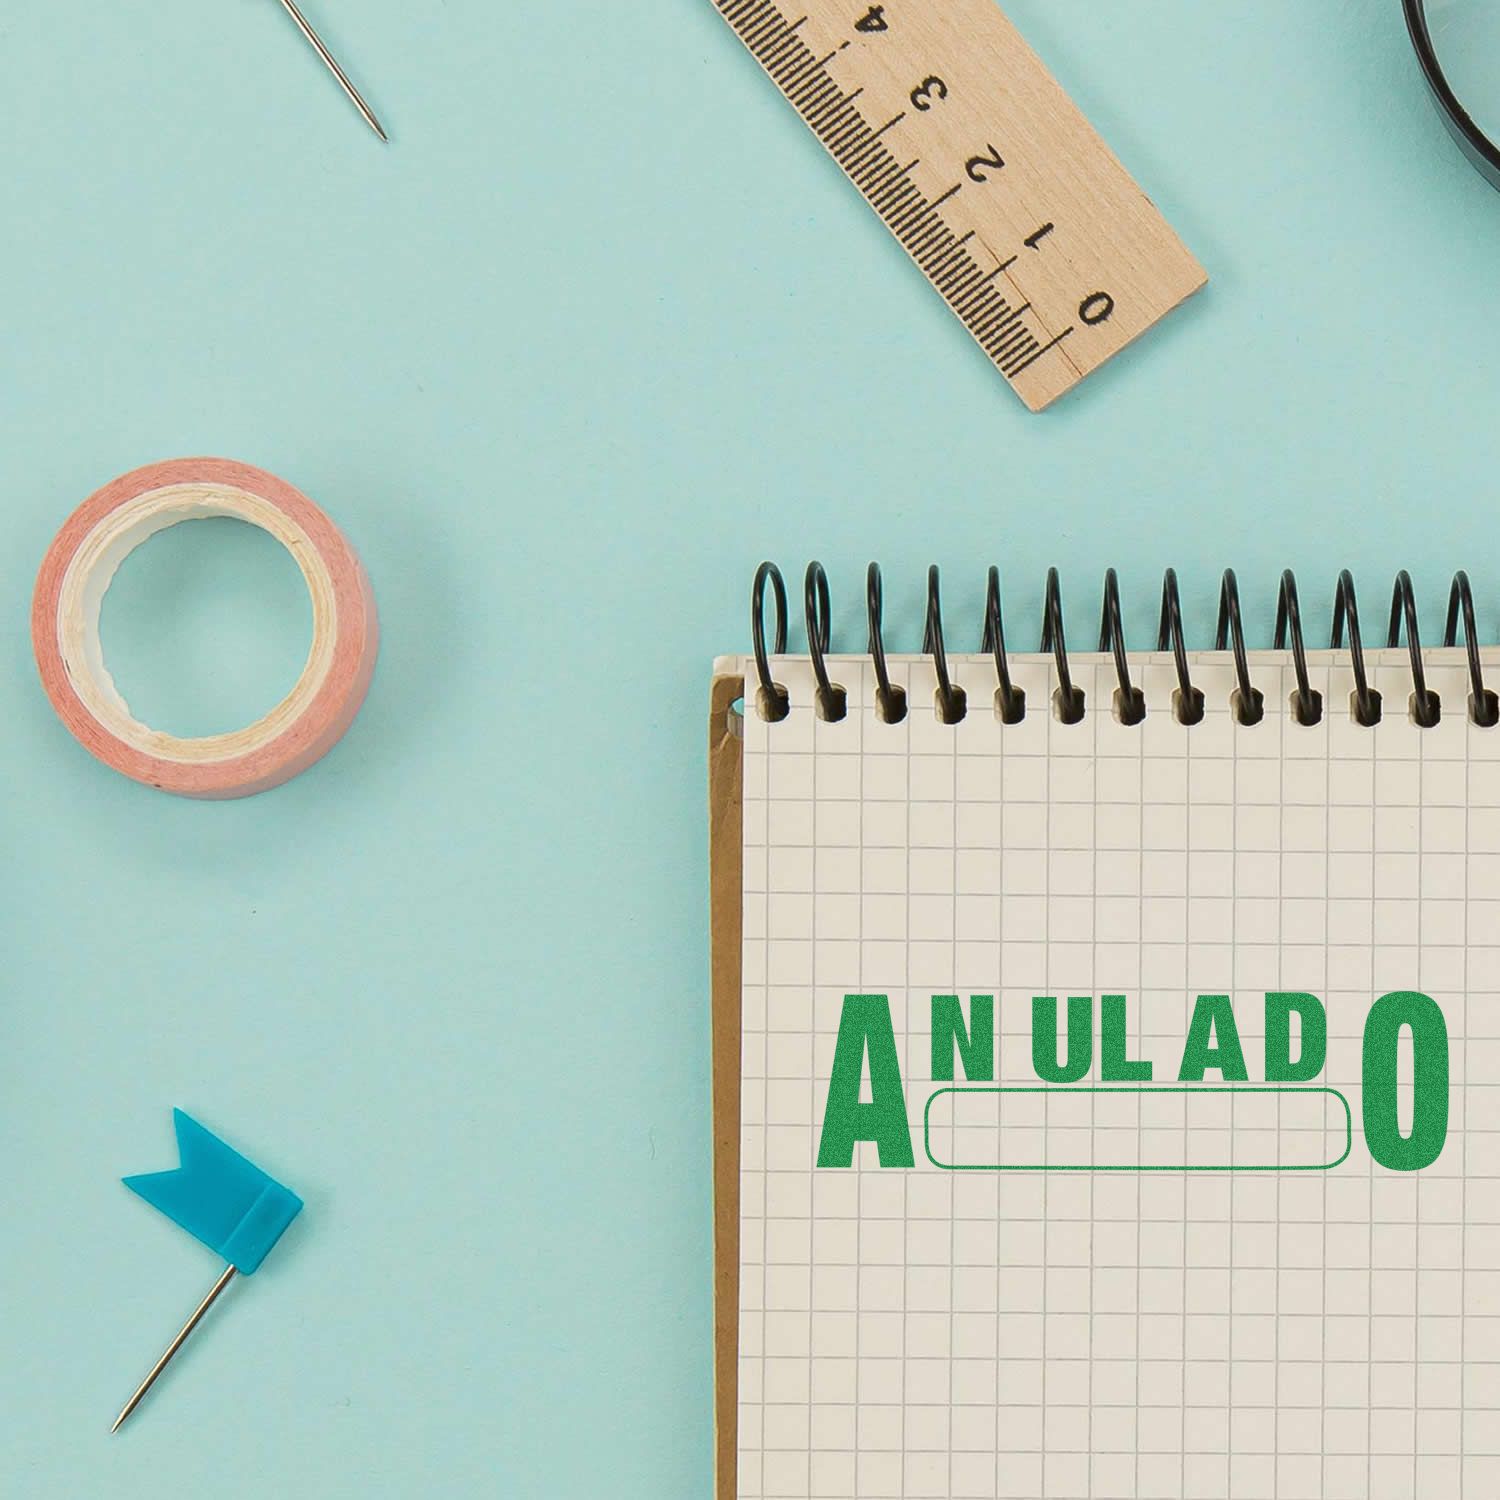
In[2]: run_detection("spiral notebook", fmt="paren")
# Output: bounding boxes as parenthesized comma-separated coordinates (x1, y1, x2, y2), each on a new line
(708, 565, 1500, 1500)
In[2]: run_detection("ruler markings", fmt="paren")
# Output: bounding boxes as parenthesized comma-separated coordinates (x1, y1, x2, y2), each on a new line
(717, 0, 1039, 383)
(1005, 326, 1073, 377)
(893, 187, 936, 229)
(804, 90, 844, 130)
(847, 134, 902, 182)
(935, 265, 980, 307)
(952, 273, 1003, 319)
(784, 67, 825, 105)
(790, 61, 839, 102)
(990, 323, 1034, 362)
(914, 228, 956, 266)
(797, 49, 842, 87)
(976, 292, 1022, 328)
(872, 176, 916, 216)
(985, 320, 1032, 359)
(839, 139, 881, 178)
(757, 37, 800, 73)
(990, 300, 1026, 339)
(940, 265, 984, 306)
(984, 322, 1029, 360)
(928, 238, 976, 286)
(853, 155, 901, 199)
(711, 0, 1206, 409)
(948, 281, 998, 329)
(933, 237, 980, 282)
(858, 166, 902, 203)
(910, 223, 953, 265)
(828, 118, 871, 157)
(848, 140, 899, 183)
(738, 9, 783, 48)
(769, 38, 813, 83)
(820, 99, 860, 137)
(957, 265, 1005, 304)
(732, 4, 774, 34)
(1000, 329, 1048, 367)
(888, 194, 930, 236)
(758, 36, 801, 75)
(908, 212, 946, 245)
(724, 0, 1086, 394)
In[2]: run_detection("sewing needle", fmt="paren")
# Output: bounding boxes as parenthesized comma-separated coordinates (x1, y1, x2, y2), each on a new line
(275, 0, 389, 143)
(111, 1266, 239, 1433)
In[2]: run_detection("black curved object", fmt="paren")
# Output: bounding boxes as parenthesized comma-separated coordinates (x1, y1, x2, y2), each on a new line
(1157, 567, 1204, 725)
(1040, 567, 1086, 724)
(1098, 568, 1145, 724)
(922, 565, 967, 723)
(803, 561, 846, 721)
(1215, 569, 1264, 725)
(1403, 0, 1500, 191)
(1273, 570, 1323, 725)
(1331, 570, 1383, 727)
(981, 566, 1026, 724)
(751, 560, 789, 720)
(1387, 570, 1440, 727)
(750, 564, 1496, 730)
(866, 562, 907, 724)
(1444, 570, 1499, 727)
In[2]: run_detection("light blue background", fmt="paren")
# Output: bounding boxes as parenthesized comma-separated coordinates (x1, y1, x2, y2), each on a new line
(3, 2, 1499, 1494)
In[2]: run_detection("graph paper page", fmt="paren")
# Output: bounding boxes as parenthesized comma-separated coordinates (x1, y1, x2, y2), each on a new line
(735, 648, 1500, 1500)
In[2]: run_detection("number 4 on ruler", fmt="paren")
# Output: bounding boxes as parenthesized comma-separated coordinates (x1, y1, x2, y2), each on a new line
(712, 0, 1206, 409)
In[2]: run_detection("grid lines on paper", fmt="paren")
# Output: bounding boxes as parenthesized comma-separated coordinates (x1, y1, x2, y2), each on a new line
(738, 649, 1500, 1500)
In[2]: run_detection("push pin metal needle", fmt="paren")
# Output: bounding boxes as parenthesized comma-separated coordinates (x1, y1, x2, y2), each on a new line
(112, 1266, 239, 1433)
(113, 1111, 303, 1433)
(274, 0, 389, 142)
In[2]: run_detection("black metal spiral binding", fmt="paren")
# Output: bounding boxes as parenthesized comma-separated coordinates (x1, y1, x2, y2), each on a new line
(981, 566, 1026, 724)
(1445, 571, 1499, 727)
(1273, 570, 1323, 726)
(866, 562, 907, 724)
(1040, 568, 1086, 724)
(1157, 568, 1205, 726)
(923, 565, 967, 724)
(1331, 570, 1383, 727)
(751, 563, 1488, 729)
(751, 560, 789, 721)
(1099, 569, 1146, 724)
(1215, 569, 1264, 726)
(1388, 570, 1440, 727)
(804, 562, 847, 721)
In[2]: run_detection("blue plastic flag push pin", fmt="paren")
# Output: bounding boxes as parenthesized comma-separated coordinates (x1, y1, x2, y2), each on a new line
(113, 1110, 303, 1432)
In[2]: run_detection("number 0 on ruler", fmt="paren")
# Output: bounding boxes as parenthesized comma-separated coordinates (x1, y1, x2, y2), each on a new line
(714, 0, 1207, 410)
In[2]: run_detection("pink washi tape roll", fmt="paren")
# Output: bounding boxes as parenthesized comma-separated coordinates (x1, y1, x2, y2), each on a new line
(32, 457, 378, 799)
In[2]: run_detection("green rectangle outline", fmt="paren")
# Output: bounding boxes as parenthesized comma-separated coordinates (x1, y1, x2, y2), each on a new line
(923, 1086, 1353, 1172)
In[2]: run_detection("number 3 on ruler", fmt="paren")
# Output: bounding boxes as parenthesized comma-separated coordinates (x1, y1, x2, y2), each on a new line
(910, 76, 947, 111)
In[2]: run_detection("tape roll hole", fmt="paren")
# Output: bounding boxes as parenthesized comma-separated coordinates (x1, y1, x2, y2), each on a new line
(101, 516, 313, 738)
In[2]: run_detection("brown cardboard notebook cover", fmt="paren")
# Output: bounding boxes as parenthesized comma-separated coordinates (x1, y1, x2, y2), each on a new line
(708, 672, 744, 1500)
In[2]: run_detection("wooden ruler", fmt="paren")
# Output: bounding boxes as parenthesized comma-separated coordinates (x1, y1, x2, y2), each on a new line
(712, 0, 1207, 409)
